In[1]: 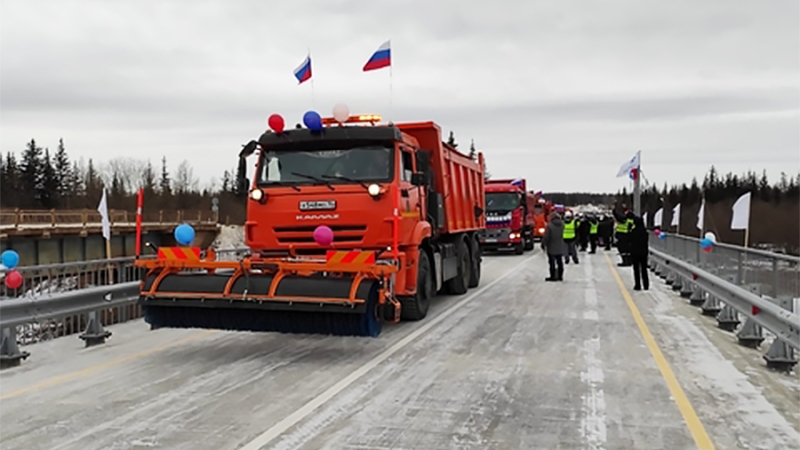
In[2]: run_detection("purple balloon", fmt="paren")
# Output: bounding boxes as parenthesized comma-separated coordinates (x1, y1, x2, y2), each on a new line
(313, 225, 334, 246)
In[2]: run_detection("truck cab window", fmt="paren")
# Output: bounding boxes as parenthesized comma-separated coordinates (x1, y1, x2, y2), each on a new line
(401, 151, 414, 182)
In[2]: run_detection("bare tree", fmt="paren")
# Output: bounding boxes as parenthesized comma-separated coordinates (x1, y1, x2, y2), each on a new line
(102, 157, 147, 193)
(174, 160, 199, 194)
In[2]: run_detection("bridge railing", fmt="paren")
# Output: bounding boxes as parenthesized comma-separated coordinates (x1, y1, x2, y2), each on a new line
(0, 247, 250, 369)
(649, 234, 799, 372)
(0, 209, 218, 229)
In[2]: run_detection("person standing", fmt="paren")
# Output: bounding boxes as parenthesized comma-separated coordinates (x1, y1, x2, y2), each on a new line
(613, 206, 633, 266)
(599, 214, 613, 250)
(577, 213, 590, 252)
(588, 215, 599, 254)
(562, 211, 579, 264)
(541, 211, 565, 281)
(629, 215, 650, 290)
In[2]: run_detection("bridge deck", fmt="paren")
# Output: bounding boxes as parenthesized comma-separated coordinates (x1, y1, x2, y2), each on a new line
(1, 251, 798, 450)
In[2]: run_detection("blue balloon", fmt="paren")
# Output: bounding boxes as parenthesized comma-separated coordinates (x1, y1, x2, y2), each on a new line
(1, 250, 19, 269)
(659, 232, 667, 240)
(700, 238, 712, 249)
(174, 223, 195, 246)
(303, 111, 323, 131)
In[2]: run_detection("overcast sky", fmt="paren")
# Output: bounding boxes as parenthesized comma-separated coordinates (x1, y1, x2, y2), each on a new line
(1, 0, 798, 193)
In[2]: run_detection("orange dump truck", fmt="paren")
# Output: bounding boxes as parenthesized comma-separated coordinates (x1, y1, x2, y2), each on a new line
(135, 114, 486, 337)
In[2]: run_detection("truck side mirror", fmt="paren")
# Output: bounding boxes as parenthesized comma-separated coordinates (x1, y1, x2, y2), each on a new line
(410, 172, 426, 187)
(474, 205, 484, 217)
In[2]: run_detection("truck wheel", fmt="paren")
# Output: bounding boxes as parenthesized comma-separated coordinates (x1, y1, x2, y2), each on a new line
(445, 238, 470, 295)
(514, 242, 524, 255)
(524, 233, 534, 251)
(400, 251, 432, 320)
(468, 236, 481, 288)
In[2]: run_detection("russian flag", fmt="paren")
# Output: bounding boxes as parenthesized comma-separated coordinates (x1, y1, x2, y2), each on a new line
(363, 40, 391, 72)
(510, 178, 524, 186)
(294, 55, 312, 84)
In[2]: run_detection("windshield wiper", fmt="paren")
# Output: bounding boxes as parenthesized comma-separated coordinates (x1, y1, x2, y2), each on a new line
(291, 172, 334, 190)
(264, 181, 301, 192)
(321, 174, 369, 189)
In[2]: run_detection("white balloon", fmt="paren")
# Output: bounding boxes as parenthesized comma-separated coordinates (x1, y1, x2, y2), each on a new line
(332, 104, 350, 123)
(704, 231, 717, 243)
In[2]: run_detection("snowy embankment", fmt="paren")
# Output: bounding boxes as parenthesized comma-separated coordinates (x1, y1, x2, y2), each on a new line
(211, 225, 245, 250)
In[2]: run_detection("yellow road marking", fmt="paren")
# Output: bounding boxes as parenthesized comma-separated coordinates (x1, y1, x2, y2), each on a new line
(603, 252, 716, 450)
(0, 331, 214, 401)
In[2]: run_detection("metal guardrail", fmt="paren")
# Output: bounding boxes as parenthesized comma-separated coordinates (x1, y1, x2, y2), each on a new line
(0, 247, 250, 299)
(649, 234, 799, 372)
(0, 247, 250, 369)
(0, 209, 218, 229)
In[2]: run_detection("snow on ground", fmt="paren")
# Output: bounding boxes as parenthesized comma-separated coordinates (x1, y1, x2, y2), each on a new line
(211, 225, 245, 250)
(648, 286, 800, 449)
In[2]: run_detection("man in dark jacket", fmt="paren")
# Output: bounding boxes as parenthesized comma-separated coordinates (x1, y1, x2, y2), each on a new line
(577, 213, 591, 251)
(629, 215, 649, 290)
(541, 212, 565, 281)
(598, 214, 613, 250)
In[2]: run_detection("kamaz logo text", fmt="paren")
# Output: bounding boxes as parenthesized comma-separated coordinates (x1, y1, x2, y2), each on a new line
(296, 214, 340, 220)
(299, 200, 336, 211)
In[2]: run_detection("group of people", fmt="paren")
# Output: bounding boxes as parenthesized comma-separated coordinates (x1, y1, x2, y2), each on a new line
(540, 204, 650, 290)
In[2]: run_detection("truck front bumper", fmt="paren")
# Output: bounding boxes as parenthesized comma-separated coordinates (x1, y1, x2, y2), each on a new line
(478, 228, 522, 250)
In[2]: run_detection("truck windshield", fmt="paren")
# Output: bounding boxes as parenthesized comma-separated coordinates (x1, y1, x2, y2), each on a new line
(258, 145, 392, 186)
(485, 192, 521, 212)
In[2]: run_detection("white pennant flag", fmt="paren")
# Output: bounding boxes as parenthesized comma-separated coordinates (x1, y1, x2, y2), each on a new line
(696, 198, 705, 230)
(731, 192, 751, 230)
(654, 208, 663, 227)
(97, 187, 111, 241)
(671, 203, 681, 227)
(643, 212, 648, 227)
(616, 150, 641, 177)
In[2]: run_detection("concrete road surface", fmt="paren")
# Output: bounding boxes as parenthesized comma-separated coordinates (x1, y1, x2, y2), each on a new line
(1, 250, 798, 450)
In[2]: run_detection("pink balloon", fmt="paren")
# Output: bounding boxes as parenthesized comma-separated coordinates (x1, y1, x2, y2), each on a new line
(702, 246, 713, 253)
(313, 225, 334, 247)
(4, 270, 22, 289)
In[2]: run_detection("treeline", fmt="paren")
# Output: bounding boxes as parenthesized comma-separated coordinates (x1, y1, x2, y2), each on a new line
(617, 167, 800, 253)
(1, 139, 246, 223)
(542, 193, 616, 206)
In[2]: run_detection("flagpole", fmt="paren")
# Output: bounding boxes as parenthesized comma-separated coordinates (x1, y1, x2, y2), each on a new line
(744, 203, 751, 248)
(389, 39, 393, 121)
(633, 152, 641, 216)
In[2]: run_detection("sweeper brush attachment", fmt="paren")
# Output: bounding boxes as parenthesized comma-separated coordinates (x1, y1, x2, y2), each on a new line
(135, 249, 399, 338)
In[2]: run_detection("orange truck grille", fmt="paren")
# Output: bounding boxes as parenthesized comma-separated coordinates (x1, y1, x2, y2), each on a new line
(273, 225, 367, 244)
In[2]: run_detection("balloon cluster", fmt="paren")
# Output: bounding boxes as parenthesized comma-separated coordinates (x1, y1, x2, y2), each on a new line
(174, 223, 196, 246)
(267, 104, 353, 134)
(2, 250, 22, 290)
(700, 232, 716, 253)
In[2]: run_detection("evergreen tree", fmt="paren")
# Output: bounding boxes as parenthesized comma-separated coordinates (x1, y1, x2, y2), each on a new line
(757, 169, 770, 201)
(159, 156, 171, 196)
(53, 138, 72, 203)
(468, 139, 476, 160)
(20, 139, 43, 207)
(1, 152, 21, 208)
(446, 131, 458, 148)
(221, 170, 232, 193)
(84, 159, 104, 205)
(141, 160, 157, 202)
(38, 148, 59, 208)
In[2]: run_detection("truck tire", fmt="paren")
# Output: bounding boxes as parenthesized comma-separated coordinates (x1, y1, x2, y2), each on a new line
(524, 231, 534, 251)
(445, 237, 470, 295)
(400, 251, 432, 321)
(468, 235, 481, 288)
(514, 242, 524, 255)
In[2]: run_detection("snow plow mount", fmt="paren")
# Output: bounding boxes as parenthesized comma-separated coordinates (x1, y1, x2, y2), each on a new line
(134, 247, 401, 320)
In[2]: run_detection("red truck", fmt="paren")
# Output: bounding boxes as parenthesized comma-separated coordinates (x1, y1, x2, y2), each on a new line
(478, 178, 536, 254)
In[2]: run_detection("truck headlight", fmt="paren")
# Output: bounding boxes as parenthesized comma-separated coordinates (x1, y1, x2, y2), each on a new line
(249, 188, 265, 202)
(539, 227, 545, 233)
(368, 184, 381, 197)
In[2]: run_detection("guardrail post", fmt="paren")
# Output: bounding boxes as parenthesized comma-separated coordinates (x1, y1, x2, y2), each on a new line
(671, 275, 683, 292)
(665, 271, 676, 285)
(762, 296, 798, 372)
(689, 284, 705, 307)
(716, 305, 740, 332)
(0, 327, 30, 369)
(736, 284, 765, 348)
(78, 311, 112, 347)
(701, 294, 723, 317)
(679, 277, 693, 298)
